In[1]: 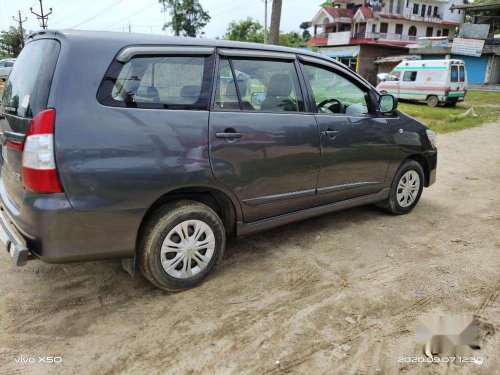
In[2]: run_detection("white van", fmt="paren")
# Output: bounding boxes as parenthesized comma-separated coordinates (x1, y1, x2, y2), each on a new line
(376, 59, 467, 107)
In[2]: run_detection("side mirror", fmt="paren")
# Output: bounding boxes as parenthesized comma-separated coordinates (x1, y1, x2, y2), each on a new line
(379, 94, 397, 113)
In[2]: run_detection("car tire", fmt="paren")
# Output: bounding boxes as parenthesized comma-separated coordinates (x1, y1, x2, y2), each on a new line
(138, 200, 226, 292)
(384, 160, 425, 215)
(427, 95, 439, 107)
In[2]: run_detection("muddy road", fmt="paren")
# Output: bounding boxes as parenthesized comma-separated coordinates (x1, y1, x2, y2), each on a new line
(1, 122, 499, 375)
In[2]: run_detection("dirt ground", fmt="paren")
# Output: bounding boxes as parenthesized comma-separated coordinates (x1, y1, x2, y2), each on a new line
(0, 122, 499, 375)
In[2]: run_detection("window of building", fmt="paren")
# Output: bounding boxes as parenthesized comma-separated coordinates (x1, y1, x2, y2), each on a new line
(403, 71, 417, 81)
(372, 24, 377, 33)
(427, 5, 432, 16)
(413, 3, 419, 14)
(421, 4, 426, 17)
(437, 30, 442, 36)
(433, 6, 438, 16)
(380, 23, 388, 34)
(215, 58, 304, 112)
(406, 0, 410, 7)
(395, 24, 403, 35)
(442, 29, 449, 37)
(408, 26, 417, 36)
(426, 27, 433, 37)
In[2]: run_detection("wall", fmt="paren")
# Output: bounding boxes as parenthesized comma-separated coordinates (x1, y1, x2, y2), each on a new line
(358, 45, 409, 84)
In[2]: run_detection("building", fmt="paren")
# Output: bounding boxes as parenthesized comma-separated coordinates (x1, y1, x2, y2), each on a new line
(409, 2, 500, 85)
(306, 0, 464, 84)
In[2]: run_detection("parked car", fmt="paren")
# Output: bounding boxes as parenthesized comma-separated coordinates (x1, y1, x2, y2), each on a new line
(0, 59, 15, 81)
(377, 59, 467, 107)
(0, 30, 437, 291)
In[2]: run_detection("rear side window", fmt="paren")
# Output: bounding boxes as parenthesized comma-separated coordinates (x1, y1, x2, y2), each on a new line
(459, 66, 465, 82)
(403, 71, 417, 82)
(5, 62, 14, 67)
(97, 55, 214, 110)
(1, 39, 60, 118)
(451, 66, 458, 82)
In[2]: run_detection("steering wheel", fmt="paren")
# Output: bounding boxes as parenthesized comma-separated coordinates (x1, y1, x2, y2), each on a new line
(317, 98, 343, 114)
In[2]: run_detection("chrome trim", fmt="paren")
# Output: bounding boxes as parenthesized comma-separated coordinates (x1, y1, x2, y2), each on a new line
(116, 46, 215, 62)
(242, 189, 315, 206)
(316, 181, 381, 195)
(218, 48, 296, 60)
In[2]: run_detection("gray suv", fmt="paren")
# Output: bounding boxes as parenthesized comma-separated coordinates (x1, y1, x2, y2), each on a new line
(0, 30, 436, 291)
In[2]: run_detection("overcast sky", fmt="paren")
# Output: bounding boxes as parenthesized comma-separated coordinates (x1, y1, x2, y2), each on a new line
(0, 0, 320, 38)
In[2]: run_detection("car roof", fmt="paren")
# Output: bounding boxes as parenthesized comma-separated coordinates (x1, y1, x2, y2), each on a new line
(28, 29, 340, 64)
(25, 29, 375, 90)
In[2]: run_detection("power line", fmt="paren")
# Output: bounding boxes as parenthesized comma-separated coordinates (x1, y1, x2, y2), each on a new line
(70, 0, 122, 29)
(30, 0, 53, 29)
(13, 10, 28, 47)
(100, 1, 157, 31)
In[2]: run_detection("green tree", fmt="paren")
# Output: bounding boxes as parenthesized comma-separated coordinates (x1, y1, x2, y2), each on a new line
(299, 21, 312, 41)
(159, 0, 210, 37)
(0, 27, 24, 58)
(224, 18, 264, 43)
(279, 31, 304, 47)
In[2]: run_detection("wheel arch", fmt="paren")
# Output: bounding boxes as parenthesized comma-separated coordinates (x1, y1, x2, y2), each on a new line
(136, 186, 241, 250)
(405, 154, 431, 187)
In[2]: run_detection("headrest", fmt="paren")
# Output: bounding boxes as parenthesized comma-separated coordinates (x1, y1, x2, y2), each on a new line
(225, 80, 247, 98)
(266, 74, 293, 97)
(180, 85, 201, 98)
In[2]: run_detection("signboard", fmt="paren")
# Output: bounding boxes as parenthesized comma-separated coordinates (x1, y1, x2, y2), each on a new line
(319, 45, 360, 58)
(459, 24, 490, 40)
(451, 38, 485, 57)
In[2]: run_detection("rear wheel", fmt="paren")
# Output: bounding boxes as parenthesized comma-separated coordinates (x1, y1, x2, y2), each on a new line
(139, 200, 226, 291)
(384, 160, 424, 215)
(427, 95, 439, 107)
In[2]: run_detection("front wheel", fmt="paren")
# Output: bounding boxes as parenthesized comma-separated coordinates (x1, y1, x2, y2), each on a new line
(385, 160, 425, 215)
(139, 200, 226, 291)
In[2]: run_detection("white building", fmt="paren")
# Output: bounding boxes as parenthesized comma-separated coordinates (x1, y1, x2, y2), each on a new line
(307, 0, 463, 47)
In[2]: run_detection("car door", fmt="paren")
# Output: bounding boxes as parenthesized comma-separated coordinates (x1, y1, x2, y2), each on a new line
(450, 64, 460, 94)
(209, 50, 321, 223)
(299, 57, 391, 206)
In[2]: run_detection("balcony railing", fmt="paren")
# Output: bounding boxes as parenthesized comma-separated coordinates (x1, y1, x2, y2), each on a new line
(352, 32, 418, 42)
(407, 12, 444, 23)
(373, 5, 402, 14)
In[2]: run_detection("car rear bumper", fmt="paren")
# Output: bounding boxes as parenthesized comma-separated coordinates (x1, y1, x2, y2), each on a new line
(0, 177, 143, 265)
(0, 205, 30, 265)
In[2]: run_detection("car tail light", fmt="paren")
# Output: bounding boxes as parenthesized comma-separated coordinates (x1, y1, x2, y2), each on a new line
(22, 109, 63, 193)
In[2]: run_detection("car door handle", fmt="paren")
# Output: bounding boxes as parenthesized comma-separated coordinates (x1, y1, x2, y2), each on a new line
(322, 130, 340, 138)
(215, 129, 242, 139)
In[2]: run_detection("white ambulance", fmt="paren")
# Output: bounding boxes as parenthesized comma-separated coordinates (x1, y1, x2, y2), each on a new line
(376, 59, 467, 107)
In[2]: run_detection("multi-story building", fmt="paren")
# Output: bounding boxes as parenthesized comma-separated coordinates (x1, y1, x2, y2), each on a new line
(306, 0, 464, 83)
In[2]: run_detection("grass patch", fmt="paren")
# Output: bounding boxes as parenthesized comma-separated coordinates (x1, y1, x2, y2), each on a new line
(397, 91, 500, 133)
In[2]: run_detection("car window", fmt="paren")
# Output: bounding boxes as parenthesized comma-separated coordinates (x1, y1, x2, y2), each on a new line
(403, 71, 417, 82)
(459, 66, 465, 82)
(1, 40, 60, 118)
(303, 63, 369, 116)
(386, 71, 400, 81)
(0, 63, 4, 69)
(5, 62, 14, 67)
(450, 66, 458, 83)
(214, 57, 304, 112)
(97, 55, 213, 110)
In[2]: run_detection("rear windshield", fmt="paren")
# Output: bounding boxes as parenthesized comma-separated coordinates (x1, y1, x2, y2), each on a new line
(1, 39, 60, 118)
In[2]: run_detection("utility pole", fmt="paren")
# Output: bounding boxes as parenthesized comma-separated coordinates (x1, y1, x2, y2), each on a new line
(13, 10, 28, 47)
(262, 0, 269, 44)
(128, 20, 132, 33)
(30, 0, 52, 30)
(269, 0, 282, 45)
